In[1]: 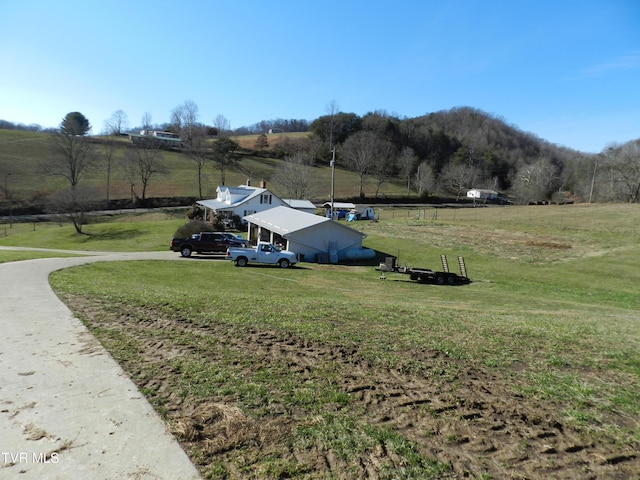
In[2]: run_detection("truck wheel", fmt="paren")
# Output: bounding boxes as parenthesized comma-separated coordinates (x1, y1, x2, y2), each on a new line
(180, 246, 192, 257)
(278, 259, 290, 269)
(236, 257, 248, 267)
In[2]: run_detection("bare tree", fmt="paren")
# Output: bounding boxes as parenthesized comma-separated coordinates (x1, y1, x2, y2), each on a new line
(211, 137, 240, 185)
(104, 110, 129, 136)
(601, 139, 640, 203)
(141, 112, 153, 134)
(511, 157, 559, 204)
(100, 136, 117, 206)
(398, 146, 417, 195)
(370, 138, 396, 198)
(414, 161, 436, 197)
(188, 126, 211, 198)
(271, 151, 318, 199)
(326, 100, 339, 151)
(439, 163, 481, 201)
(171, 100, 199, 146)
(213, 114, 231, 136)
(342, 130, 379, 199)
(122, 144, 166, 203)
(46, 112, 95, 188)
(46, 185, 101, 234)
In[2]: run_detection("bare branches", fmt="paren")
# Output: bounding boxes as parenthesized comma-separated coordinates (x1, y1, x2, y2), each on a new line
(342, 131, 379, 199)
(103, 110, 129, 136)
(600, 140, 640, 203)
(271, 152, 318, 199)
(511, 158, 559, 204)
(46, 115, 96, 188)
(171, 100, 199, 147)
(122, 144, 167, 202)
(211, 137, 240, 186)
(46, 185, 101, 234)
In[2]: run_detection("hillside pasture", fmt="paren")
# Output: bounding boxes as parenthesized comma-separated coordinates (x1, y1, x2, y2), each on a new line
(0, 130, 408, 209)
(42, 203, 640, 479)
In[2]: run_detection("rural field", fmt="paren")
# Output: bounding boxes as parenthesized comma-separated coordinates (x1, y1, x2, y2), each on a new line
(3, 203, 640, 479)
(0, 129, 407, 207)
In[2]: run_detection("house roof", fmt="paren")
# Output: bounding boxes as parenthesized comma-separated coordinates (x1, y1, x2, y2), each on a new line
(283, 199, 316, 210)
(244, 206, 365, 238)
(197, 198, 232, 211)
(321, 202, 356, 210)
(128, 133, 182, 144)
(197, 185, 269, 211)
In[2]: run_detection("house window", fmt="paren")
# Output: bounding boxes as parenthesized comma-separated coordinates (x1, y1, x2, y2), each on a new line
(260, 194, 272, 204)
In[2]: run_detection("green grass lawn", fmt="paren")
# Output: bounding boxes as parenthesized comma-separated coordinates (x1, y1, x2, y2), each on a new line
(5, 203, 640, 477)
(0, 210, 186, 253)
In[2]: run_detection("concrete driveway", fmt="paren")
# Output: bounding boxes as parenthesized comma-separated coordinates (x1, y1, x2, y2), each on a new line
(0, 248, 201, 479)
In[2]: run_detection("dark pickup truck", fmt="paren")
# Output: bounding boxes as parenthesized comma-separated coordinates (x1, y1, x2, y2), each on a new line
(170, 232, 246, 257)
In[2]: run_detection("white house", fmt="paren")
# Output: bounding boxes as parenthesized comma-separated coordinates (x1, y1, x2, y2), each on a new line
(128, 130, 182, 148)
(243, 206, 375, 264)
(197, 182, 288, 224)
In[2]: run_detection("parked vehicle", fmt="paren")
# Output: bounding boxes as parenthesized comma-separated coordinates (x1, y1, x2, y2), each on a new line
(220, 232, 246, 244)
(226, 241, 298, 268)
(377, 255, 471, 285)
(170, 231, 246, 257)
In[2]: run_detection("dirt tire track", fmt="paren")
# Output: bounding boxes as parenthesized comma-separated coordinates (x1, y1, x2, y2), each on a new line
(64, 295, 639, 479)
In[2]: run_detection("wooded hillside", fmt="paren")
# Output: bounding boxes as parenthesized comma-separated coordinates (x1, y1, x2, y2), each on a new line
(2, 106, 639, 217)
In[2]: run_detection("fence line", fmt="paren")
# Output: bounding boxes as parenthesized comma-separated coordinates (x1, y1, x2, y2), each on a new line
(372, 205, 640, 235)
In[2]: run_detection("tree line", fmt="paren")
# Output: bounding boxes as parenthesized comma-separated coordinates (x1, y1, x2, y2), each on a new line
(4, 101, 640, 235)
(298, 105, 640, 205)
(40, 107, 241, 233)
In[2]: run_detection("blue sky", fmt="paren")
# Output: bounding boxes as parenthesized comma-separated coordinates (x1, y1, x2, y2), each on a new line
(1, 0, 638, 153)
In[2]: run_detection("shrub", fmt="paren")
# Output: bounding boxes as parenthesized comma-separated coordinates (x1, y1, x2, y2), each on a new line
(173, 220, 213, 239)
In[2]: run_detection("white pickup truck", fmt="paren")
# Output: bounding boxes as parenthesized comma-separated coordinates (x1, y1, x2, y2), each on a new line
(226, 241, 298, 268)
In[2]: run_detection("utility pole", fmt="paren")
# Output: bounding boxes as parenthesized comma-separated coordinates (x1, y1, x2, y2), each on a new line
(4, 173, 11, 228)
(330, 148, 336, 220)
(588, 158, 598, 204)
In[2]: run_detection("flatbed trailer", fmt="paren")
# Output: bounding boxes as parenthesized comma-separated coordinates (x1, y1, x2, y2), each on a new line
(377, 255, 471, 285)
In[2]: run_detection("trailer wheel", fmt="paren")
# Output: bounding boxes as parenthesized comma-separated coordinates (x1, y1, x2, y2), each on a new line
(180, 246, 192, 257)
(236, 257, 248, 267)
(435, 273, 445, 285)
(410, 273, 418, 281)
(447, 275, 457, 286)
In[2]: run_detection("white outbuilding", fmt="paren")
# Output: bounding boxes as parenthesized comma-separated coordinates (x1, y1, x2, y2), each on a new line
(282, 198, 317, 214)
(243, 206, 375, 264)
(467, 188, 499, 201)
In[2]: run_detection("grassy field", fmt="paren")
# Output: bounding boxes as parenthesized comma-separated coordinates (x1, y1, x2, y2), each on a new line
(0, 129, 409, 205)
(4, 203, 640, 478)
(0, 210, 187, 253)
